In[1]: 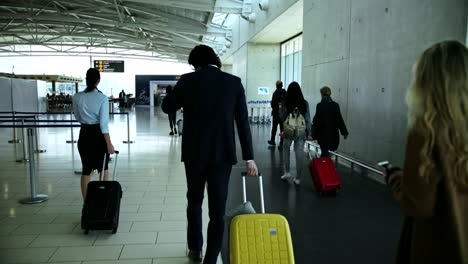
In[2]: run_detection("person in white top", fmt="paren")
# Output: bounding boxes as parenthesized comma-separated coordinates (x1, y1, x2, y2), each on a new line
(73, 68, 115, 200)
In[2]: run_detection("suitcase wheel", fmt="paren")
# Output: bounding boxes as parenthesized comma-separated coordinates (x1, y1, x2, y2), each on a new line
(84, 229, 89, 235)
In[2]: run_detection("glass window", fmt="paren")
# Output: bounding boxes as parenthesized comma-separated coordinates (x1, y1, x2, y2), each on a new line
(281, 55, 286, 84)
(293, 51, 300, 84)
(281, 34, 302, 89)
(285, 54, 292, 86)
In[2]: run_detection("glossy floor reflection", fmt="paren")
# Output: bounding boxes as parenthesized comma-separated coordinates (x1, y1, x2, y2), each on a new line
(0, 107, 217, 264)
(222, 123, 402, 263)
(0, 107, 402, 264)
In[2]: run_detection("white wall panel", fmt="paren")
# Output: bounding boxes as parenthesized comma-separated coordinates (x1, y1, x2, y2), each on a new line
(0, 77, 13, 112)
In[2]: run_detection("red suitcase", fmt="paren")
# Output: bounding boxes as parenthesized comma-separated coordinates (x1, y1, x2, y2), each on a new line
(309, 157, 341, 193)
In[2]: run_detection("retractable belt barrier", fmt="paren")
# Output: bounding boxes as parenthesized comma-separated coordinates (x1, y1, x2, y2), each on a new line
(305, 141, 385, 185)
(1, 111, 134, 144)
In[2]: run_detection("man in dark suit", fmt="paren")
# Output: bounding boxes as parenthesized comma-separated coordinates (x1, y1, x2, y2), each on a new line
(118, 89, 126, 107)
(268, 80, 286, 149)
(162, 45, 258, 264)
(311, 86, 349, 157)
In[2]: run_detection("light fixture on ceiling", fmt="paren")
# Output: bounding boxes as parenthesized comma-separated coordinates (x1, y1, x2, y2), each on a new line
(241, 12, 256, 23)
(259, 0, 269, 11)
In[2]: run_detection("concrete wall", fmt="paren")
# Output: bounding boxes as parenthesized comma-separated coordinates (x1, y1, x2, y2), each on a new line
(222, 0, 295, 101)
(302, 0, 468, 165)
(222, 64, 233, 74)
(222, 0, 298, 59)
(246, 43, 280, 101)
(231, 44, 248, 88)
(229, 43, 280, 101)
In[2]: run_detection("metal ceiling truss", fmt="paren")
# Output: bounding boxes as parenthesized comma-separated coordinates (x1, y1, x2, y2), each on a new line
(0, 0, 249, 60)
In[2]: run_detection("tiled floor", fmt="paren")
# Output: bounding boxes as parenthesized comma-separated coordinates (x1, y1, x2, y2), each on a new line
(0, 107, 220, 264)
(1, 107, 403, 264)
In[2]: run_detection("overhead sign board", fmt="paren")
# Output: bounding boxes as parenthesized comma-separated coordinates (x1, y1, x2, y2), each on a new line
(93, 60, 124, 73)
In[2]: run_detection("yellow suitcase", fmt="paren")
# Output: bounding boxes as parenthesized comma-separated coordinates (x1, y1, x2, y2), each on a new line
(229, 174, 295, 264)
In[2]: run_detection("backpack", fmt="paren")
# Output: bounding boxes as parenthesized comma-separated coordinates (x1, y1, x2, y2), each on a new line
(283, 107, 306, 138)
(277, 89, 286, 109)
(272, 89, 286, 115)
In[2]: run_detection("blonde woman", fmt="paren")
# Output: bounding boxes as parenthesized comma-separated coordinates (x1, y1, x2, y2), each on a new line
(385, 40, 468, 263)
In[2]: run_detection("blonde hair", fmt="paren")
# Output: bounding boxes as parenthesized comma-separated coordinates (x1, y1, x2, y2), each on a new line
(406, 40, 468, 191)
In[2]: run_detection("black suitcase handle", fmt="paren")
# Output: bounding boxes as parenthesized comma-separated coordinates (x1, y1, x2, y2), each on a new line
(100, 151, 119, 181)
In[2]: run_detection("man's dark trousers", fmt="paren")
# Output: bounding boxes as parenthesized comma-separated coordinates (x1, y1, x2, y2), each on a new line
(270, 114, 283, 146)
(185, 162, 232, 264)
(319, 144, 330, 158)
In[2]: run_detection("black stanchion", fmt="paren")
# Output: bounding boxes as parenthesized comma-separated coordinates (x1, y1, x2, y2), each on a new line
(16, 119, 29, 163)
(66, 112, 77, 144)
(7, 111, 20, 144)
(19, 128, 48, 204)
(34, 115, 46, 153)
(123, 112, 134, 144)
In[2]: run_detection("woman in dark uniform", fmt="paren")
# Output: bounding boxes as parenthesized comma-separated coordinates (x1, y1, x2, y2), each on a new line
(73, 68, 115, 200)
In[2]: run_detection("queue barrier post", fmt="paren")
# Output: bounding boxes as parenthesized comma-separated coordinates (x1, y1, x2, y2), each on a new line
(19, 128, 49, 204)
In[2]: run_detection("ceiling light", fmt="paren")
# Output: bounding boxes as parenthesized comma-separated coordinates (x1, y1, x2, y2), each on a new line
(241, 12, 256, 23)
(259, 0, 269, 11)
(248, 13, 256, 23)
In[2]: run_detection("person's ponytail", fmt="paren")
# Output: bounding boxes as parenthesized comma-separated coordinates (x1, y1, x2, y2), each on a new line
(85, 68, 100, 93)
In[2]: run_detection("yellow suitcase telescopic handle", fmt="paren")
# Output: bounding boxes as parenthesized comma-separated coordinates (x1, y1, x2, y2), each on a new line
(241, 172, 265, 214)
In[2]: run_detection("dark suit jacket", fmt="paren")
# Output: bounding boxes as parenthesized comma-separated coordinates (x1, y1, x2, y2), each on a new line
(270, 88, 286, 116)
(312, 99, 348, 151)
(162, 66, 254, 164)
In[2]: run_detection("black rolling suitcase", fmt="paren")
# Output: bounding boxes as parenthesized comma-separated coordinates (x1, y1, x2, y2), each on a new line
(82, 151, 122, 234)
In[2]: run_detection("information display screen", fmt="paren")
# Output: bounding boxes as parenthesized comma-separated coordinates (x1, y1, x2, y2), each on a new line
(93, 60, 124, 72)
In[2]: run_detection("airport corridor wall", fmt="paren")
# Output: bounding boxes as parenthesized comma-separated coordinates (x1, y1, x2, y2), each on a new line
(301, 0, 468, 166)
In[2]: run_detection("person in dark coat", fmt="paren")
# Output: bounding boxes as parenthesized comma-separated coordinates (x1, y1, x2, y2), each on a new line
(161, 44, 258, 264)
(268, 80, 286, 149)
(118, 89, 126, 107)
(165, 85, 177, 135)
(311, 86, 348, 157)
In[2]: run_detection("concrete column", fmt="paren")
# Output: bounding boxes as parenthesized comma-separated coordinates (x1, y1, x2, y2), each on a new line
(231, 43, 280, 102)
(302, 0, 468, 165)
(222, 64, 233, 74)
